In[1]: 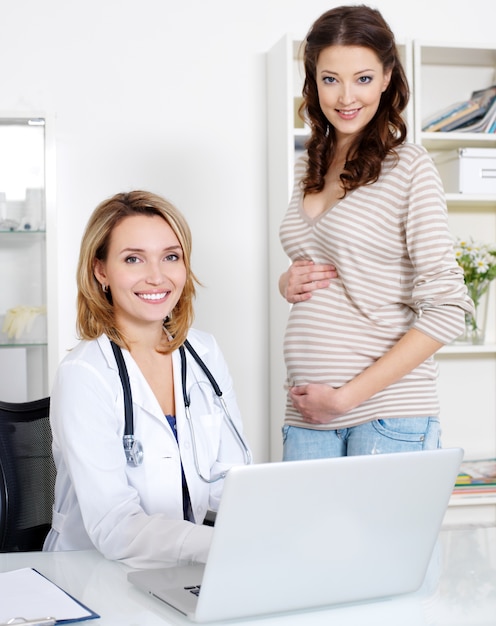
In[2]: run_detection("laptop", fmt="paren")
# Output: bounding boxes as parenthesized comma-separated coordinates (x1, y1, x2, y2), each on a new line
(128, 447, 463, 622)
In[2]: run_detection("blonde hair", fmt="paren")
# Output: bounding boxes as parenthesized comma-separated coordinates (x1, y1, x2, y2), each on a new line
(76, 190, 198, 353)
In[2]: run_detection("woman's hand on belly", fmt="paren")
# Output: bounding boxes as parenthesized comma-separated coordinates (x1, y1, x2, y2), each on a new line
(279, 260, 336, 304)
(289, 383, 348, 424)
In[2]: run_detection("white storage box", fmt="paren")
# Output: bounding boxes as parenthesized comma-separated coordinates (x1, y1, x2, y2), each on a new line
(434, 148, 496, 194)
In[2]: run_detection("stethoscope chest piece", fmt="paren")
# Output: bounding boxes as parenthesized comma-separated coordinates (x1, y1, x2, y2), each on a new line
(123, 434, 144, 466)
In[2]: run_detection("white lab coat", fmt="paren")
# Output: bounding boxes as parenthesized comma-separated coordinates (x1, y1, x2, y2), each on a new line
(43, 329, 250, 569)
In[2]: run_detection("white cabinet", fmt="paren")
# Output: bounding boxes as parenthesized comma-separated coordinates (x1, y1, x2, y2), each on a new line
(0, 115, 56, 401)
(267, 36, 496, 523)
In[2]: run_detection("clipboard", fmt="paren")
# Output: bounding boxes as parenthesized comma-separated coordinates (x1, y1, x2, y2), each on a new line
(0, 568, 100, 624)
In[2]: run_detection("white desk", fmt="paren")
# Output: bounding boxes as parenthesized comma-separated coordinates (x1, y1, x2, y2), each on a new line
(1, 524, 495, 626)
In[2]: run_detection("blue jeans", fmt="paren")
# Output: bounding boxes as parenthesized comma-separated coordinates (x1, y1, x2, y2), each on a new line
(282, 417, 441, 461)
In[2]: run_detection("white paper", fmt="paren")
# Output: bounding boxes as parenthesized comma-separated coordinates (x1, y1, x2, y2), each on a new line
(0, 567, 93, 622)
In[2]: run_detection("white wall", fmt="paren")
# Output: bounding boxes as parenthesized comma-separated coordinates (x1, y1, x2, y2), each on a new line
(1, 0, 494, 462)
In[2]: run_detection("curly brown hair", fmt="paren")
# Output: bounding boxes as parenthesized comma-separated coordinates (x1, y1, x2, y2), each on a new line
(76, 190, 199, 353)
(300, 5, 409, 196)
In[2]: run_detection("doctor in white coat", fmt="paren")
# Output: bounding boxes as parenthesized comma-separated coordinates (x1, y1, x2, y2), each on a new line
(43, 190, 251, 569)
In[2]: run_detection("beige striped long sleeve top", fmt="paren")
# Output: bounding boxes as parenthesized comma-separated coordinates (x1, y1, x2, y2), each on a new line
(280, 143, 473, 430)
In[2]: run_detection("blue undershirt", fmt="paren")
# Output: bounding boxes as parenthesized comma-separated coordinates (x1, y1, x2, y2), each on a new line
(165, 414, 193, 522)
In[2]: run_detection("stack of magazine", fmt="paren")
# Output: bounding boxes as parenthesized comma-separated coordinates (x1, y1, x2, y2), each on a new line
(422, 85, 496, 133)
(453, 458, 496, 496)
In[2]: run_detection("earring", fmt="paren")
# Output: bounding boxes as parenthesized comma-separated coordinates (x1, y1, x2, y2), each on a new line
(102, 284, 108, 293)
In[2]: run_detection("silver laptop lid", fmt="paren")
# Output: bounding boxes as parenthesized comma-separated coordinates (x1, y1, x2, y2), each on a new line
(129, 448, 463, 622)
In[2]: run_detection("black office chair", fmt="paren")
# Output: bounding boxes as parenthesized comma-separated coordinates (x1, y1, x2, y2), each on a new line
(0, 397, 55, 552)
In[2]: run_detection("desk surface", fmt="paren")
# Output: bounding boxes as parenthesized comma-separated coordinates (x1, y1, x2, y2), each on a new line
(1, 525, 496, 626)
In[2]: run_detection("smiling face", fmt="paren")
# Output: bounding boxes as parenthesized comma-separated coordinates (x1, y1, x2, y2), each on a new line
(93, 214, 187, 337)
(316, 45, 391, 144)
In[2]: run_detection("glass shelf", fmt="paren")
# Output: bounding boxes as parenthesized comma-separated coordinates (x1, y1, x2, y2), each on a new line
(0, 340, 47, 348)
(0, 229, 46, 234)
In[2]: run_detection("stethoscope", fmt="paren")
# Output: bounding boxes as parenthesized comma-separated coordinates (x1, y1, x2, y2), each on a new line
(110, 339, 252, 483)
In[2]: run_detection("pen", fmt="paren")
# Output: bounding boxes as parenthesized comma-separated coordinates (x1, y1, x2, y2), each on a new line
(1, 618, 56, 626)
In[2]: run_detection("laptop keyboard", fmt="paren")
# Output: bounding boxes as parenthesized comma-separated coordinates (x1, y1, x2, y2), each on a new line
(185, 585, 201, 597)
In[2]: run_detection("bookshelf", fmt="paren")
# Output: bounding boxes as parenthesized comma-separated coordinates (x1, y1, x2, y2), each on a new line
(267, 37, 496, 524)
(413, 41, 496, 525)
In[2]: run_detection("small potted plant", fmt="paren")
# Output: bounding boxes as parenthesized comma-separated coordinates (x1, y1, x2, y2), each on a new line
(454, 238, 496, 344)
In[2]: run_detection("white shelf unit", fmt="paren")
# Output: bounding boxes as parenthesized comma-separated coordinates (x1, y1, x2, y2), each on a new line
(267, 35, 413, 461)
(413, 41, 496, 524)
(0, 115, 57, 402)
